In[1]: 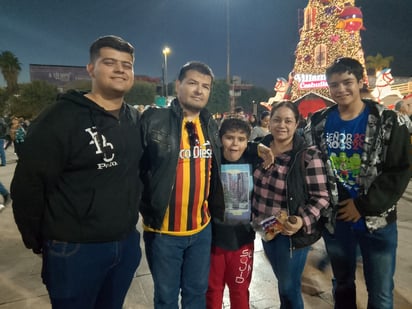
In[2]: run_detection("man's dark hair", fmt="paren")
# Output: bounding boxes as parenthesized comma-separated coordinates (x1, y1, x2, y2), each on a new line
(219, 117, 251, 139)
(89, 35, 134, 63)
(178, 61, 214, 83)
(326, 57, 364, 82)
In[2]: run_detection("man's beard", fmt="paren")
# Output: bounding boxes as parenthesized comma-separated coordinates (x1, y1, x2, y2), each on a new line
(180, 100, 204, 114)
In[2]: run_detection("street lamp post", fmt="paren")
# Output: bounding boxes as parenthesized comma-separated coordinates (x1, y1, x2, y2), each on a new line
(162, 47, 171, 98)
(252, 100, 257, 116)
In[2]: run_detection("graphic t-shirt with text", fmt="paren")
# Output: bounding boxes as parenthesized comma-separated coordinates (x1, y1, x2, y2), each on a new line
(325, 106, 369, 199)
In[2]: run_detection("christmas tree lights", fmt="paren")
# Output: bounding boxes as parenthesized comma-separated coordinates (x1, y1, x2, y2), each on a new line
(290, 0, 367, 100)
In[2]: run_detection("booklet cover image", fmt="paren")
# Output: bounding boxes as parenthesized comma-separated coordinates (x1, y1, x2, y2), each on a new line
(221, 164, 253, 224)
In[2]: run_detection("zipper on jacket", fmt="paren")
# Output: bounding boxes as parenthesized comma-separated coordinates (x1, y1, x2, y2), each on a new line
(285, 148, 304, 258)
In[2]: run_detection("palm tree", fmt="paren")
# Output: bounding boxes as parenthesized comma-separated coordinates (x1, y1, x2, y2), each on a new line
(365, 53, 394, 76)
(0, 51, 21, 95)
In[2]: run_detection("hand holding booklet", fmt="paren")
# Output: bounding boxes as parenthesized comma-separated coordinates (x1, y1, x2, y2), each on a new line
(251, 210, 290, 241)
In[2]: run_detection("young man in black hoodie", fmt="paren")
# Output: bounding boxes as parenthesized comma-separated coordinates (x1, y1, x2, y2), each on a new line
(11, 35, 142, 309)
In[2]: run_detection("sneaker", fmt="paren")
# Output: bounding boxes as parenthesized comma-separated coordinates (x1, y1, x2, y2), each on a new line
(3, 193, 11, 206)
(0, 204, 5, 213)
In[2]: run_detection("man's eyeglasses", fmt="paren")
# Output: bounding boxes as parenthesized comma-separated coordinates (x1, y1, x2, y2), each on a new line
(185, 122, 200, 146)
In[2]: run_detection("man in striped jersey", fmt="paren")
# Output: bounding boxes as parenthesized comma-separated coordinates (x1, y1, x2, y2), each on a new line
(140, 61, 223, 309)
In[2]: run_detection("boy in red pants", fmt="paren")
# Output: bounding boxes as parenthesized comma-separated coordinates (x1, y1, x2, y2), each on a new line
(207, 117, 261, 309)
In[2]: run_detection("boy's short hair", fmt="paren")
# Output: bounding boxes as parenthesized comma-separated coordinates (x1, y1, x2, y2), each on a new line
(89, 35, 134, 63)
(219, 117, 251, 139)
(326, 57, 364, 82)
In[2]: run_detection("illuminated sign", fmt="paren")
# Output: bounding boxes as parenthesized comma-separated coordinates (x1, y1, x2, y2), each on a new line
(30, 64, 90, 87)
(294, 73, 328, 90)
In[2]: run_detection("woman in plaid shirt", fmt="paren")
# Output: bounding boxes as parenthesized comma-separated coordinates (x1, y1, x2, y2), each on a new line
(252, 101, 330, 308)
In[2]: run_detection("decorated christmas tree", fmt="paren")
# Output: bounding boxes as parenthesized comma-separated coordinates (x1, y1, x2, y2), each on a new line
(289, 0, 367, 100)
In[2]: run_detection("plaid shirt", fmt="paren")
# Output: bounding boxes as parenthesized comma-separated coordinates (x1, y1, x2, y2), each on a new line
(252, 146, 329, 234)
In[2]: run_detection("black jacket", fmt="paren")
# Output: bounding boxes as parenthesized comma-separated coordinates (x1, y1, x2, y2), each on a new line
(11, 90, 142, 253)
(140, 99, 223, 230)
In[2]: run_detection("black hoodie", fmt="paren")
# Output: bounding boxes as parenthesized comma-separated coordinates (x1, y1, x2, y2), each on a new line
(11, 90, 142, 253)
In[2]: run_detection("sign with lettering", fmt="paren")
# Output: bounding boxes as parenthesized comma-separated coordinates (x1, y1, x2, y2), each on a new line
(294, 73, 328, 90)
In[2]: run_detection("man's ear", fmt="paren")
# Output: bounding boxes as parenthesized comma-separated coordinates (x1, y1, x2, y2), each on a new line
(86, 63, 94, 78)
(358, 79, 365, 88)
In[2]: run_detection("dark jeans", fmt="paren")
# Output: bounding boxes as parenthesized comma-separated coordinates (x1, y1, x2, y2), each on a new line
(144, 223, 212, 309)
(262, 234, 310, 309)
(323, 221, 397, 309)
(42, 229, 141, 309)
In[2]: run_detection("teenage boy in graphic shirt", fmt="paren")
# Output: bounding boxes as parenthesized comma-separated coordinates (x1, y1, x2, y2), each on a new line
(305, 57, 410, 309)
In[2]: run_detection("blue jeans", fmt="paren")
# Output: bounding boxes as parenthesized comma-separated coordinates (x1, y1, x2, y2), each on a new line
(262, 235, 309, 309)
(144, 223, 212, 309)
(323, 220, 397, 309)
(0, 180, 8, 197)
(42, 229, 141, 309)
(0, 139, 5, 165)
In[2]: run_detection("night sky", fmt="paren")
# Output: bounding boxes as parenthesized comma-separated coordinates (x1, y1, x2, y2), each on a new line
(1, 0, 411, 90)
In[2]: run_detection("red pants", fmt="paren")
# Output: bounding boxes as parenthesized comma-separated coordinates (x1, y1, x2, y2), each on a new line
(206, 242, 254, 309)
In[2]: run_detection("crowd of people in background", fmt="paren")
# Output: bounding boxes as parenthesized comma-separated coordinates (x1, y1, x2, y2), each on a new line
(394, 94, 412, 133)
(1, 34, 411, 309)
(0, 116, 28, 161)
(0, 116, 28, 212)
